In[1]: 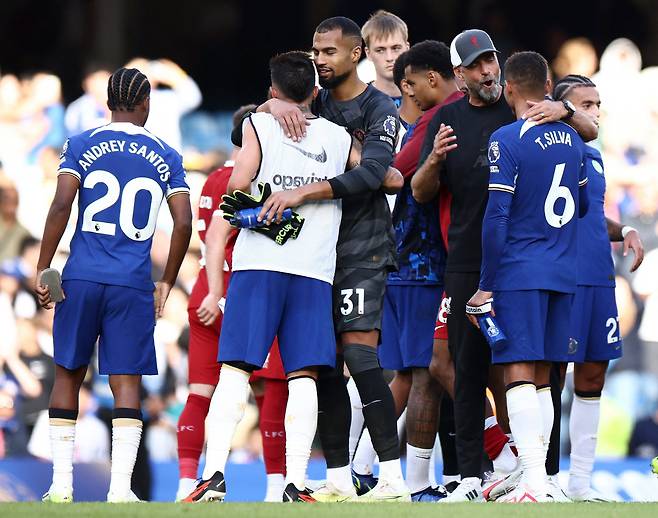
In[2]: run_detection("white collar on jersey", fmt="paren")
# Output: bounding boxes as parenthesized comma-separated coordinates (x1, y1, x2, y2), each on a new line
(90, 122, 166, 150)
(224, 160, 235, 167)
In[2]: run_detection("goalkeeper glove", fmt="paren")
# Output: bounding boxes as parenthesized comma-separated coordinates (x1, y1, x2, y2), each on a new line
(220, 182, 304, 245)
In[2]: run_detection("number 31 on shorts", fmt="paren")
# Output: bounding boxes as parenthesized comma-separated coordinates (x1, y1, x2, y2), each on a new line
(340, 288, 365, 316)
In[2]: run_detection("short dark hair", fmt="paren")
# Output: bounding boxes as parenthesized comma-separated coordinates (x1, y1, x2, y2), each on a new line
(315, 16, 363, 48)
(107, 67, 150, 111)
(553, 74, 596, 101)
(504, 51, 548, 95)
(404, 40, 454, 80)
(269, 51, 315, 103)
(393, 51, 408, 89)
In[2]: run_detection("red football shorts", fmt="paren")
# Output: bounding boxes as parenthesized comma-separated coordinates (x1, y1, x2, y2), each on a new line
(251, 339, 286, 380)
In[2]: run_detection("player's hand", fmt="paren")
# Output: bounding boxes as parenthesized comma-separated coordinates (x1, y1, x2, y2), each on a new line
(35, 269, 63, 310)
(429, 124, 457, 164)
(466, 289, 494, 328)
(624, 228, 644, 272)
(258, 189, 304, 225)
(196, 293, 222, 326)
(154, 281, 172, 319)
(267, 99, 310, 142)
(522, 100, 565, 124)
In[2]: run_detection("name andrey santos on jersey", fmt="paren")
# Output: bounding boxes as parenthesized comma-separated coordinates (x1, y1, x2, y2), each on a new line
(74, 139, 174, 182)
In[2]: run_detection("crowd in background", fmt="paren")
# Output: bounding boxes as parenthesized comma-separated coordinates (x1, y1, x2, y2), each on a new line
(1, 36, 658, 474)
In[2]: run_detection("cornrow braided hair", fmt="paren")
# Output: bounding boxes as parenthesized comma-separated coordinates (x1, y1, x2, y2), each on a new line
(553, 74, 596, 101)
(107, 67, 151, 111)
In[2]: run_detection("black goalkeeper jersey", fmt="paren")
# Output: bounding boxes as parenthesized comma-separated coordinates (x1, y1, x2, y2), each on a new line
(314, 84, 399, 270)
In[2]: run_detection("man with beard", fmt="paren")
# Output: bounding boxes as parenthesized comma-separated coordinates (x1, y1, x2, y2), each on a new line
(412, 30, 597, 502)
(255, 16, 408, 502)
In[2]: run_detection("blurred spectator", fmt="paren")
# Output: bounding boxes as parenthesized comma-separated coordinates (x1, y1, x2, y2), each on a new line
(552, 37, 599, 78)
(17, 72, 66, 164)
(64, 63, 112, 136)
(124, 58, 202, 152)
(0, 186, 31, 262)
(16, 317, 54, 437)
(628, 408, 658, 459)
(28, 382, 109, 463)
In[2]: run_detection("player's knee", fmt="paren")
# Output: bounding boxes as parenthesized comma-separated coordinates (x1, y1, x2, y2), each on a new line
(574, 363, 606, 393)
(287, 368, 317, 381)
(188, 383, 216, 399)
(343, 343, 379, 375)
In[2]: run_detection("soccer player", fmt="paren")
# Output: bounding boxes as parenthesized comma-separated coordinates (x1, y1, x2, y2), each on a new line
(411, 29, 598, 502)
(256, 17, 408, 501)
(176, 104, 288, 502)
(552, 75, 643, 501)
(377, 40, 462, 501)
(184, 51, 355, 503)
(467, 51, 589, 502)
(35, 67, 192, 503)
(362, 10, 410, 107)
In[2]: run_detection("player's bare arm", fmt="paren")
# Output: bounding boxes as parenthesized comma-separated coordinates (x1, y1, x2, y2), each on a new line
(227, 122, 262, 194)
(196, 214, 232, 326)
(411, 123, 457, 203)
(523, 99, 598, 141)
(606, 217, 644, 272)
(258, 98, 310, 142)
(155, 192, 192, 318)
(35, 174, 79, 309)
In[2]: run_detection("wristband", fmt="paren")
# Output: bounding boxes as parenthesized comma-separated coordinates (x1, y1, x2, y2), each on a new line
(621, 226, 637, 239)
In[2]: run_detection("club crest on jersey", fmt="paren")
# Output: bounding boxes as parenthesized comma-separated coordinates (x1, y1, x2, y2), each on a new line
(591, 160, 604, 175)
(488, 141, 500, 163)
(383, 115, 397, 137)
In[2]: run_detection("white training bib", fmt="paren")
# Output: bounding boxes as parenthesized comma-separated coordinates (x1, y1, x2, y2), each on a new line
(232, 112, 352, 284)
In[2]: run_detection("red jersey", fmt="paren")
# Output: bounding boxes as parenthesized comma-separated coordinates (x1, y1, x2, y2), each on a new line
(188, 163, 237, 309)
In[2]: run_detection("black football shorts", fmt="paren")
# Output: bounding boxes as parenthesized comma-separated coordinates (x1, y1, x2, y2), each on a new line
(333, 267, 387, 334)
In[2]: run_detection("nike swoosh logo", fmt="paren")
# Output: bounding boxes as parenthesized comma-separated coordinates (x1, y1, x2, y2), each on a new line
(344, 315, 362, 323)
(283, 142, 327, 163)
(362, 399, 382, 408)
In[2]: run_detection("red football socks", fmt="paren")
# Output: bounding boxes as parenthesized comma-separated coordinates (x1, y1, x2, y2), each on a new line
(260, 379, 288, 475)
(177, 393, 212, 479)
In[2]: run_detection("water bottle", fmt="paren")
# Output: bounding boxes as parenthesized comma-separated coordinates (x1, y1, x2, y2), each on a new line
(232, 207, 293, 228)
(476, 312, 507, 350)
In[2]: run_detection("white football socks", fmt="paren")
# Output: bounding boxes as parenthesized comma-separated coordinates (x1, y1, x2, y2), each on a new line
(202, 365, 250, 479)
(109, 418, 142, 496)
(537, 386, 554, 456)
(506, 383, 547, 495)
(265, 473, 285, 502)
(284, 377, 318, 491)
(352, 428, 377, 475)
(347, 377, 365, 463)
(49, 417, 76, 490)
(327, 465, 354, 493)
(406, 444, 432, 493)
(568, 394, 601, 495)
(379, 458, 405, 487)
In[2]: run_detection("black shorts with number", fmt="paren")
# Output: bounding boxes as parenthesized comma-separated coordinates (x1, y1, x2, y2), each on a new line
(333, 267, 387, 334)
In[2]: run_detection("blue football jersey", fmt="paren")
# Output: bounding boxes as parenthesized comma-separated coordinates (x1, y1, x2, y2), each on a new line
(485, 119, 587, 293)
(57, 122, 189, 291)
(577, 145, 615, 287)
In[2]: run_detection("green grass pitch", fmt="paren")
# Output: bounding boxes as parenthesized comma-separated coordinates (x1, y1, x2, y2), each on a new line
(2, 502, 658, 518)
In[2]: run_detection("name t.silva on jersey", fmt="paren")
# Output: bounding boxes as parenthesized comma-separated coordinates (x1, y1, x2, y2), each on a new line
(74, 139, 175, 182)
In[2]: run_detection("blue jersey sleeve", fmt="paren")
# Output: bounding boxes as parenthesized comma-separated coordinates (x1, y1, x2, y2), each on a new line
(165, 153, 190, 199)
(578, 150, 589, 217)
(479, 135, 516, 291)
(57, 138, 82, 181)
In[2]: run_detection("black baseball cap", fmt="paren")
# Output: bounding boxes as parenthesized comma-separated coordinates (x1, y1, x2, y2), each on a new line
(450, 29, 498, 67)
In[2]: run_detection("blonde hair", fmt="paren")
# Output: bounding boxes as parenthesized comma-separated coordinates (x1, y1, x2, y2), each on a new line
(361, 10, 408, 48)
